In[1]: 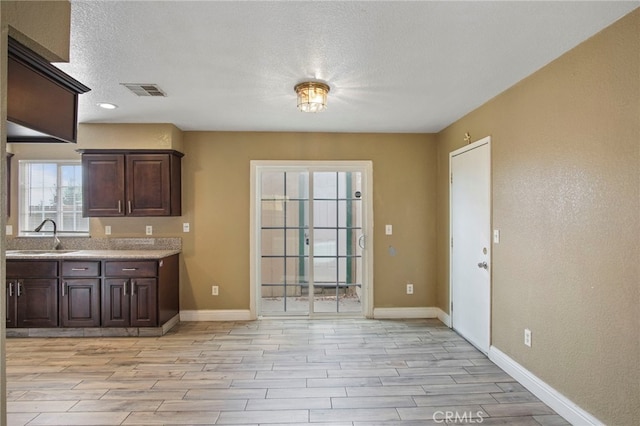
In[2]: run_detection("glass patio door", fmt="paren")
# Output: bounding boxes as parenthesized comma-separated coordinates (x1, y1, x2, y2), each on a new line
(257, 166, 366, 316)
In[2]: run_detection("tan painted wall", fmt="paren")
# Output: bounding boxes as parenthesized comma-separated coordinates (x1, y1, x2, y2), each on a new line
(181, 132, 437, 311)
(7, 131, 438, 312)
(78, 123, 184, 151)
(1, 0, 70, 62)
(436, 10, 639, 425)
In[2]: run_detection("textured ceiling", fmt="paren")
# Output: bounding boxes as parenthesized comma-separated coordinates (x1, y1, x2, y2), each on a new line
(55, 1, 638, 133)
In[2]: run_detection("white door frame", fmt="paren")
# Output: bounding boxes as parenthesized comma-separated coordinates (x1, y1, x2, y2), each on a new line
(250, 160, 374, 319)
(449, 136, 492, 352)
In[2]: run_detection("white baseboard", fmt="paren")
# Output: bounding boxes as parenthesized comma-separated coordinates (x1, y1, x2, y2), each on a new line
(373, 307, 448, 321)
(180, 310, 252, 322)
(489, 346, 603, 426)
(437, 309, 451, 327)
(181, 307, 451, 325)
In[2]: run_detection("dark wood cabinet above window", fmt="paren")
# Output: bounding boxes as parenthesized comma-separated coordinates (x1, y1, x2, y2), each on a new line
(7, 37, 90, 144)
(80, 150, 183, 217)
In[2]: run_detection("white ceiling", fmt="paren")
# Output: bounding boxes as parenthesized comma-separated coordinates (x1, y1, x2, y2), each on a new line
(56, 1, 638, 134)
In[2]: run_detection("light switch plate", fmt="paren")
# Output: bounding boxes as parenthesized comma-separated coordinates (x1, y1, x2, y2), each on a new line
(385, 224, 393, 235)
(183, 223, 190, 232)
(6, 225, 12, 235)
(493, 229, 500, 244)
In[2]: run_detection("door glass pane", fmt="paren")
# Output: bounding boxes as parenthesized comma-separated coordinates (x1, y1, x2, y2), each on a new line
(310, 171, 362, 314)
(314, 172, 337, 199)
(261, 171, 309, 315)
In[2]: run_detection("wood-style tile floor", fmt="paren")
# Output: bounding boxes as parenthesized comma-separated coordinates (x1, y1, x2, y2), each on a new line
(6, 319, 569, 425)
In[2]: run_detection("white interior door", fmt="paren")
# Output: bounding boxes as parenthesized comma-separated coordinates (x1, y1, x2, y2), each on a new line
(450, 137, 491, 353)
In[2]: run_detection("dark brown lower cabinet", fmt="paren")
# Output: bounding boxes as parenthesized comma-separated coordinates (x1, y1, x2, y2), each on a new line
(6, 261, 58, 328)
(16, 279, 58, 327)
(6, 255, 178, 331)
(60, 279, 101, 327)
(103, 276, 158, 327)
(60, 261, 101, 327)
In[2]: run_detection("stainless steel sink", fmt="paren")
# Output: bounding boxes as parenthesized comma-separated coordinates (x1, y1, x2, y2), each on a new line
(8, 250, 78, 255)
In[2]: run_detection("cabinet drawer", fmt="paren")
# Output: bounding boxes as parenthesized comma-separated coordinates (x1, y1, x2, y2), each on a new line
(105, 261, 157, 277)
(62, 261, 100, 277)
(7, 260, 57, 278)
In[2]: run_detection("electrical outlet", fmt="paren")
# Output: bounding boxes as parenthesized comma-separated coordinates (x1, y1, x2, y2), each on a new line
(183, 222, 190, 232)
(406, 283, 414, 295)
(145, 225, 153, 235)
(6, 225, 12, 235)
(105, 225, 112, 235)
(524, 328, 532, 347)
(212, 285, 219, 296)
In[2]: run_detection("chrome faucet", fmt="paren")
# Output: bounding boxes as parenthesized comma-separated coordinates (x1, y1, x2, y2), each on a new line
(34, 219, 61, 250)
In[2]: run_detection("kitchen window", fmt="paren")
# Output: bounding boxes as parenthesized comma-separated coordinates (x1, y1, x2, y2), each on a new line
(19, 160, 89, 236)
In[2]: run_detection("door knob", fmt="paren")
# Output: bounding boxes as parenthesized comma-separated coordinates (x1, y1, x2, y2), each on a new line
(477, 261, 488, 270)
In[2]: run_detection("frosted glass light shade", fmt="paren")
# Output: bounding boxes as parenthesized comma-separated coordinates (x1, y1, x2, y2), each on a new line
(294, 81, 330, 113)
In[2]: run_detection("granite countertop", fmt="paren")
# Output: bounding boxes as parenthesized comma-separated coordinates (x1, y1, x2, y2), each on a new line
(6, 249, 181, 260)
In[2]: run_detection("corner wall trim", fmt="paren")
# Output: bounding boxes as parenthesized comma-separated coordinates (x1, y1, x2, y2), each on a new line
(180, 310, 252, 322)
(373, 307, 449, 323)
(489, 346, 603, 426)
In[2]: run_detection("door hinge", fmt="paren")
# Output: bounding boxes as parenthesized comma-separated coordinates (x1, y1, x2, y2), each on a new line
(450, 173, 453, 184)
(450, 301, 453, 312)
(450, 237, 453, 248)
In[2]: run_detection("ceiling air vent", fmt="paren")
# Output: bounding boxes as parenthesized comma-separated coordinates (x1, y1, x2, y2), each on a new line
(121, 83, 166, 97)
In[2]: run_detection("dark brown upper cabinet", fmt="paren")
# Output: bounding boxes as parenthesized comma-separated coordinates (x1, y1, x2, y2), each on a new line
(80, 150, 183, 217)
(7, 37, 90, 143)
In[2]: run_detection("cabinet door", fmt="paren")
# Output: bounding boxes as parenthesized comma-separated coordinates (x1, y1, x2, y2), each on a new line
(6, 280, 17, 328)
(102, 279, 131, 327)
(126, 154, 171, 216)
(130, 278, 158, 327)
(61, 279, 100, 327)
(17, 279, 58, 327)
(83, 154, 125, 217)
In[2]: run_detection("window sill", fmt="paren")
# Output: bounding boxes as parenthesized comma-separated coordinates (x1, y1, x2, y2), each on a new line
(17, 233, 91, 238)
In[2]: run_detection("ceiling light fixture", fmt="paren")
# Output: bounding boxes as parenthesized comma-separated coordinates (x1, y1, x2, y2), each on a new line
(97, 102, 118, 110)
(294, 81, 330, 113)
